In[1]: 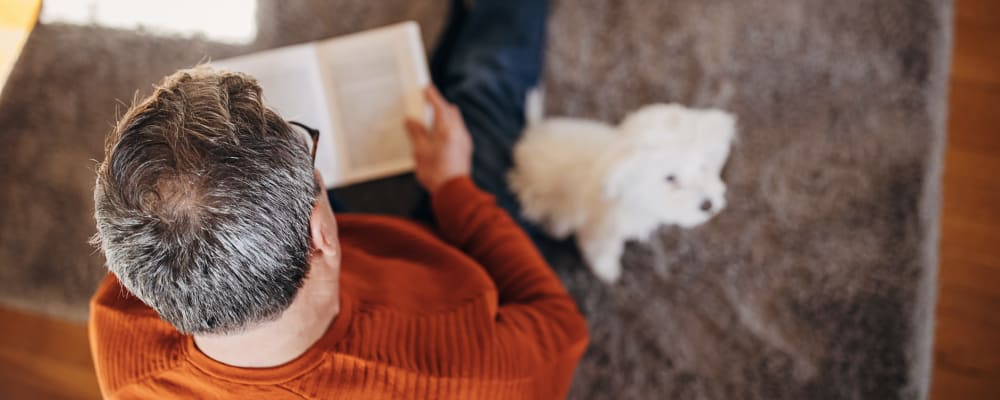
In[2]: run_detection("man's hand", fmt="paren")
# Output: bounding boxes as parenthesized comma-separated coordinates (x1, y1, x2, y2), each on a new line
(404, 86, 473, 193)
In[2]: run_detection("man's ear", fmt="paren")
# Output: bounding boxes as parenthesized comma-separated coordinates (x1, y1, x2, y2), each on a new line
(309, 170, 339, 258)
(309, 207, 334, 252)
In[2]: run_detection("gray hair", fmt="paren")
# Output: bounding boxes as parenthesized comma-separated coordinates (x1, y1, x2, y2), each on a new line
(93, 66, 318, 335)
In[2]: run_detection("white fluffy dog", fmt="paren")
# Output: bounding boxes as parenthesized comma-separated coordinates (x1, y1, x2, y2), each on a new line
(508, 103, 736, 283)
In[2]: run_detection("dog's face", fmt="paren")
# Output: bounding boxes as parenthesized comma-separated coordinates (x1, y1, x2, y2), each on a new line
(604, 104, 735, 227)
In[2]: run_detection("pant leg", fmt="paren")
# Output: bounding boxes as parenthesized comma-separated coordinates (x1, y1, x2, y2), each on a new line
(429, 0, 468, 89)
(433, 0, 548, 227)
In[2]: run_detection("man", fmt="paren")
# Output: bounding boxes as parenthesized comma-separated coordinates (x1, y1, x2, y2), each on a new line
(89, 0, 587, 398)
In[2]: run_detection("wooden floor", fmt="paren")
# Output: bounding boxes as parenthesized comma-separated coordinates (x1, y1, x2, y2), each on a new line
(0, 307, 101, 399)
(0, 1, 997, 399)
(930, 0, 1000, 398)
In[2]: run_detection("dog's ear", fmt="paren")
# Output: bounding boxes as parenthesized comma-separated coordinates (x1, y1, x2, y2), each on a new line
(699, 110, 737, 171)
(603, 149, 650, 200)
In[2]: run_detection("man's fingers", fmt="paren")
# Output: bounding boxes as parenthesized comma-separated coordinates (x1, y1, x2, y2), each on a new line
(425, 85, 452, 115)
(426, 85, 446, 105)
(425, 86, 464, 138)
(404, 118, 428, 145)
(446, 105, 462, 126)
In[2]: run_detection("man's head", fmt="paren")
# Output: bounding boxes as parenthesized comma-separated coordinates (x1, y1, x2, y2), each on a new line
(94, 66, 325, 335)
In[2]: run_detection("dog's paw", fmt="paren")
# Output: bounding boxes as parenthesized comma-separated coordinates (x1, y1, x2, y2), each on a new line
(590, 256, 622, 284)
(579, 232, 626, 283)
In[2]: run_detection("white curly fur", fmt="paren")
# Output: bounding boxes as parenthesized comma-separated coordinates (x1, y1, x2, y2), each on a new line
(509, 103, 736, 283)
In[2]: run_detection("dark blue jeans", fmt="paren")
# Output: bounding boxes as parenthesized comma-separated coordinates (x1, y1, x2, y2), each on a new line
(429, 0, 548, 228)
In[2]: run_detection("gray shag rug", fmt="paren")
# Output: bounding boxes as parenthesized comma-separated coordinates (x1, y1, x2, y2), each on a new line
(0, 0, 950, 399)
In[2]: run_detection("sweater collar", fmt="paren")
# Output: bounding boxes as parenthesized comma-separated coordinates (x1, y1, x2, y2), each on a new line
(184, 289, 354, 385)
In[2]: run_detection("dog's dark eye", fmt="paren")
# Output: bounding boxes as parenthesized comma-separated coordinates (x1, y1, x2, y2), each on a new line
(665, 175, 677, 183)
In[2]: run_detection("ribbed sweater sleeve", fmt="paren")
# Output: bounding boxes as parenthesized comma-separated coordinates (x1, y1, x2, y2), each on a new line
(431, 176, 588, 391)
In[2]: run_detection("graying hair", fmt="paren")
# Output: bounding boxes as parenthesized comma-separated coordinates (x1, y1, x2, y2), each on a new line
(93, 66, 318, 335)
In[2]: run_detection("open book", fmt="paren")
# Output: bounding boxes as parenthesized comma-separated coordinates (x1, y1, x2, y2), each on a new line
(213, 22, 429, 188)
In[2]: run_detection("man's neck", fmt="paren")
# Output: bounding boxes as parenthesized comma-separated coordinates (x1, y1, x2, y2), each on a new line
(193, 271, 340, 368)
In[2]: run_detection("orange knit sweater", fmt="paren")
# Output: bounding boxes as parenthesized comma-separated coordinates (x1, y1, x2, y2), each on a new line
(89, 177, 589, 399)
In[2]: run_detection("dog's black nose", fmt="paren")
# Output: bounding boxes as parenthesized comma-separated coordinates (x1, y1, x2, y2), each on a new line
(700, 199, 713, 212)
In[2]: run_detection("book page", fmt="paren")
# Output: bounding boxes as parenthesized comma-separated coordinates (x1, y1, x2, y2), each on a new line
(212, 44, 342, 185)
(315, 22, 429, 186)
(214, 22, 429, 188)
(326, 50, 408, 171)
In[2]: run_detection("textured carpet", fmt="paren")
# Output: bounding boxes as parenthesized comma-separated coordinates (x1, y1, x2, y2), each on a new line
(0, 1, 950, 399)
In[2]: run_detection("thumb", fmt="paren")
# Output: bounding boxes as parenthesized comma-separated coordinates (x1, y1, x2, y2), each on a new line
(404, 118, 429, 145)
